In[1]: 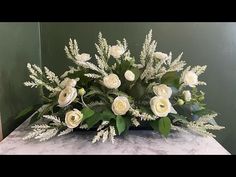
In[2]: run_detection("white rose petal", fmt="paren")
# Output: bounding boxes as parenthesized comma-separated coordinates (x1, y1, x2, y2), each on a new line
(154, 52, 168, 60)
(65, 109, 83, 128)
(124, 70, 135, 81)
(183, 71, 198, 87)
(150, 96, 176, 117)
(112, 96, 130, 115)
(103, 73, 121, 89)
(109, 45, 125, 59)
(58, 86, 77, 107)
(183, 90, 192, 102)
(153, 84, 172, 98)
(60, 78, 77, 88)
(75, 53, 91, 62)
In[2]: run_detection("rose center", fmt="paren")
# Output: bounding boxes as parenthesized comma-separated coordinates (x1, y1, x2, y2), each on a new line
(115, 101, 125, 111)
(156, 100, 168, 112)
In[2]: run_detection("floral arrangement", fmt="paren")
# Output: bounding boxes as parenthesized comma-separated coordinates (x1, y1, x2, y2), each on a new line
(18, 30, 224, 143)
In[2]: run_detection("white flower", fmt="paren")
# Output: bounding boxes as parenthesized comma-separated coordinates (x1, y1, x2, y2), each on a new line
(75, 53, 91, 62)
(154, 52, 168, 60)
(103, 73, 121, 89)
(150, 96, 177, 117)
(65, 109, 83, 128)
(124, 70, 135, 81)
(60, 78, 77, 88)
(183, 90, 191, 102)
(153, 84, 172, 98)
(58, 86, 77, 107)
(112, 96, 130, 115)
(183, 71, 198, 87)
(109, 45, 125, 59)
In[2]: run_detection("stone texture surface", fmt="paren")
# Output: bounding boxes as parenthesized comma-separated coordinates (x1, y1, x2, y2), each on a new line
(0, 119, 230, 155)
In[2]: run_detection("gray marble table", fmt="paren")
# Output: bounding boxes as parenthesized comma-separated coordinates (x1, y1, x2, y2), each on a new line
(0, 119, 230, 155)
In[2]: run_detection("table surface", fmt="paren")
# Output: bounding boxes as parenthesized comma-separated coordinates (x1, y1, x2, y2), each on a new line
(0, 119, 230, 155)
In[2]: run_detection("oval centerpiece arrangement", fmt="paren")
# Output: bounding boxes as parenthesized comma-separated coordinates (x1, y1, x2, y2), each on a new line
(19, 30, 224, 143)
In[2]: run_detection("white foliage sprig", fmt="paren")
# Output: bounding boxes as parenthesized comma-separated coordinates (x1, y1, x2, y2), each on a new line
(129, 107, 156, 121)
(166, 52, 186, 72)
(187, 113, 225, 137)
(60, 66, 80, 78)
(140, 29, 153, 66)
(23, 129, 46, 140)
(84, 73, 102, 79)
(58, 128, 73, 137)
(35, 128, 59, 141)
(192, 65, 207, 76)
(131, 118, 140, 127)
(25, 63, 61, 94)
(92, 125, 116, 144)
(44, 67, 60, 85)
(43, 115, 62, 125)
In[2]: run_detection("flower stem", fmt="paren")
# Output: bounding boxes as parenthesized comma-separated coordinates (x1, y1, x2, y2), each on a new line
(81, 96, 88, 108)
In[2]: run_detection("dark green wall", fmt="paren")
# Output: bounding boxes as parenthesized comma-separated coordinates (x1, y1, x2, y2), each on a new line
(40, 22, 236, 154)
(0, 22, 41, 137)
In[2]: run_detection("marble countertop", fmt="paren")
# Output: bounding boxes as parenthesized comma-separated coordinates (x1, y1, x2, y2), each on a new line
(0, 119, 230, 155)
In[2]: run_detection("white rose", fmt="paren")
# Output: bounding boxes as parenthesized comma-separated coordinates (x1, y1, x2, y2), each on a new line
(183, 71, 198, 87)
(103, 73, 121, 89)
(150, 96, 177, 117)
(58, 86, 77, 107)
(112, 96, 130, 115)
(75, 53, 91, 62)
(153, 84, 172, 98)
(183, 90, 191, 102)
(124, 70, 135, 81)
(65, 109, 83, 128)
(154, 52, 168, 60)
(109, 45, 125, 59)
(60, 78, 77, 88)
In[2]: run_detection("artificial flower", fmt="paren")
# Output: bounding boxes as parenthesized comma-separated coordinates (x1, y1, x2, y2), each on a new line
(103, 73, 121, 89)
(112, 96, 130, 115)
(183, 71, 198, 87)
(75, 53, 91, 62)
(124, 70, 135, 81)
(65, 109, 83, 128)
(58, 86, 77, 107)
(183, 90, 192, 102)
(150, 96, 177, 117)
(109, 45, 125, 59)
(153, 84, 172, 98)
(60, 78, 77, 88)
(154, 52, 168, 60)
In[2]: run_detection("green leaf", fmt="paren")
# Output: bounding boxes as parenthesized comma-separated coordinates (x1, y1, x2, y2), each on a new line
(100, 110, 116, 121)
(129, 80, 145, 98)
(85, 86, 104, 97)
(194, 109, 217, 117)
(130, 67, 141, 83)
(123, 117, 132, 135)
(150, 120, 159, 132)
(29, 103, 55, 125)
(15, 105, 38, 119)
(139, 106, 153, 115)
(170, 114, 188, 124)
(85, 113, 101, 129)
(158, 117, 171, 137)
(116, 115, 126, 135)
(120, 60, 131, 74)
(81, 107, 95, 120)
(161, 72, 180, 88)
